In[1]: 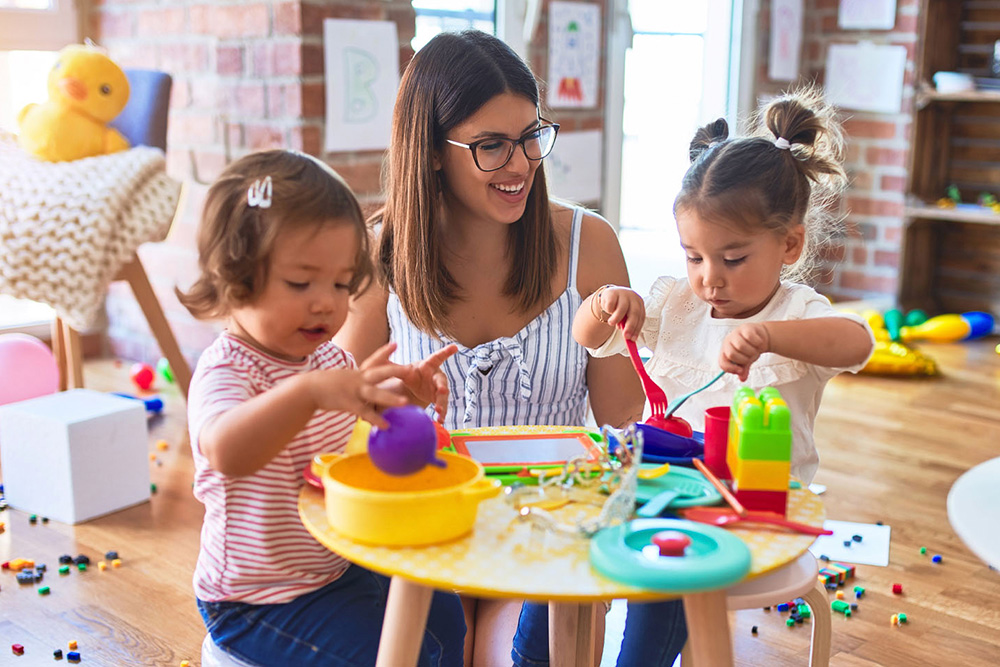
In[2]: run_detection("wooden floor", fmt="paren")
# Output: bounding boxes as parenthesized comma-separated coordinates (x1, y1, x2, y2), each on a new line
(0, 340, 998, 666)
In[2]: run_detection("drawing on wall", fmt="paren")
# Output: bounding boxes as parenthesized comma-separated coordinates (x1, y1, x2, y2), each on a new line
(546, 130, 602, 203)
(839, 0, 897, 30)
(323, 19, 399, 152)
(344, 47, 379, 123)
(825, 42, 906, 114)
(769, 0, 803, 81)
(547, 1, 600, 109)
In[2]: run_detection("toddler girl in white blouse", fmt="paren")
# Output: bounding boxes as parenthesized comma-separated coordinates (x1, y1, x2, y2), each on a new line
(574, 88, 874, 484)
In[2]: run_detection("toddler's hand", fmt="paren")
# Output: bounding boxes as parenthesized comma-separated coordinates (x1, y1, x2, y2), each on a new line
(396, 344, 459, 422)
(309, 343, 408, 427)
(719, 323, 771, 382)
(599, 287, 646, 340)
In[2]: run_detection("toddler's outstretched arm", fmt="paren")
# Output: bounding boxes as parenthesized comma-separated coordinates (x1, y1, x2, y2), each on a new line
(200, 343, 418, 477)
(573, 285, 646, 348)
(720, 318, 874, 381)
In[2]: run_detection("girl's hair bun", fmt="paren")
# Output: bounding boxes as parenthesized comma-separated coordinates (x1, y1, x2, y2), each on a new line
(689, 118, 729, 162)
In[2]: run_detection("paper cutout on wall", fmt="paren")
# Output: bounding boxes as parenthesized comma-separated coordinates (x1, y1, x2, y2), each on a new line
(547, 1, 600, 109)
(545, 130, 602, 203)
(323, 19, 399, 152)
(839, 0, 897, 30)
(769, 0, 803, 81)
(825, 42, 905, 114)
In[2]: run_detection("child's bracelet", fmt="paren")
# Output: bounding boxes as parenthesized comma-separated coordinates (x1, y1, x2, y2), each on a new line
(590, 284, 615, 324)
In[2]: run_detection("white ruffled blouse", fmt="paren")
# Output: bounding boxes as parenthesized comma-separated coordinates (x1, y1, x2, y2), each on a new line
(590, 277, 874, 484)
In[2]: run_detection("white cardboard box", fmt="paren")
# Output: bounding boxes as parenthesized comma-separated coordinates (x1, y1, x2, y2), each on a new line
(0, 389, 150, 523)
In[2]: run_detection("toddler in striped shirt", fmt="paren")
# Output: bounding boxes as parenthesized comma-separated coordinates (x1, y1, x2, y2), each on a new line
(178, 149, 465, 666)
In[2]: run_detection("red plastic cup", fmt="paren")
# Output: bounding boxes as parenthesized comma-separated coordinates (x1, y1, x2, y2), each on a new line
(703, 406, 732, 481)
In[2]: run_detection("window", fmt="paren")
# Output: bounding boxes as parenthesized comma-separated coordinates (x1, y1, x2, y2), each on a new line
(612, 0, 738, 294)
(0, 50, 59, 133)
(0, 0, 78, 52)
(412, 0, 496, 52)
(0, 0, 77, 331)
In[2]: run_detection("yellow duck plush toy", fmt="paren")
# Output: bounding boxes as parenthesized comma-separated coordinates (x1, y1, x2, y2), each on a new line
(17, 44, 131, 162)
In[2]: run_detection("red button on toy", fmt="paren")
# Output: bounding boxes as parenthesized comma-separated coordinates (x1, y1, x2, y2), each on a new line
(652, 530, 691, 557)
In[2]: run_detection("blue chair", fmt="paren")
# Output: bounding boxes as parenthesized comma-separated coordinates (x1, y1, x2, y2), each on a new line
(51, 68, 192, 399)
(110, 69, 172, 151)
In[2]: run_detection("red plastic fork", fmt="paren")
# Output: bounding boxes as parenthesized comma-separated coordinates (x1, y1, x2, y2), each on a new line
(619, 322, 692, 437)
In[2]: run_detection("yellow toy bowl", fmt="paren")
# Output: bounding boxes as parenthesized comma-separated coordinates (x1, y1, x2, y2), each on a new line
(316, 451, 501, 547)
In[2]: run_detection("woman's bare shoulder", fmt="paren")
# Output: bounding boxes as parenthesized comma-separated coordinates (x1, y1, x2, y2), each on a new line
(546, 203, 628, 294)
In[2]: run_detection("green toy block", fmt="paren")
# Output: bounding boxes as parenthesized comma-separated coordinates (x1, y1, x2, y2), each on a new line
(728, 388, 792, 465)
(798, 604, 811, 618)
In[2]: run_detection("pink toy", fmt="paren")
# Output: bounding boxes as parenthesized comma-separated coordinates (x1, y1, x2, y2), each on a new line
(0, 333, 59, 406)
(129, 362, 155, 391)
(368, 406, 447, 476)
(620, 324, 692, 437)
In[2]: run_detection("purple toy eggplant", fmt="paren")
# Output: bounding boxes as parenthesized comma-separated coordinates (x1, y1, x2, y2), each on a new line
(368, 406, 448, 476)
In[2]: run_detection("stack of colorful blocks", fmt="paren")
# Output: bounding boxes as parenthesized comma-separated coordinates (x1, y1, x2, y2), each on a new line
(819, 561, 856, 589)
(726, 387, 791, 516)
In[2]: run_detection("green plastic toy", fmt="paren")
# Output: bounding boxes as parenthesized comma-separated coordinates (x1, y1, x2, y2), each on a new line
(589, 518, 751, 591)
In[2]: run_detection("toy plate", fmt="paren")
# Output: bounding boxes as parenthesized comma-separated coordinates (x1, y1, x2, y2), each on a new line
(636, 423, 704, 458)
(590, 518, 752, 591)
(635, 464, 722, 509)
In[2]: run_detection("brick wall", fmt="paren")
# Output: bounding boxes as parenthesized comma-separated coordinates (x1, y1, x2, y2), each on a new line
(89, 0, 608, 366)
(88, 0, 417, 365)
(754, 0, 919, 302)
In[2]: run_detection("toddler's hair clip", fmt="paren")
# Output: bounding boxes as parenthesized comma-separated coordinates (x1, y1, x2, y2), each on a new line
(248, 176, 273, 209)
(773, 137, 791, 150)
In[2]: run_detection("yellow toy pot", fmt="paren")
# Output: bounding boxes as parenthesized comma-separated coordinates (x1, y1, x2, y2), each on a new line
(316, 451, 501, 547)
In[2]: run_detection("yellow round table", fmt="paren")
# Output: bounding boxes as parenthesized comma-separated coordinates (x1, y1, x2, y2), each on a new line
(300, 483, 824, 666)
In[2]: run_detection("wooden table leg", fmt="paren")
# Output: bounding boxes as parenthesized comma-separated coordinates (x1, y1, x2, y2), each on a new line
(376, 575, 433, 667)
(51, 316, 67, 391)
(549, 602, 597, 667)
(683, 590, 733, 666)
(62, 320, 85, 389)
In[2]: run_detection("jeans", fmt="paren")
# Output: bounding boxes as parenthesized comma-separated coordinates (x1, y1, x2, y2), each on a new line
(511, 599, 687, 667)
(198, 564, 466, 667)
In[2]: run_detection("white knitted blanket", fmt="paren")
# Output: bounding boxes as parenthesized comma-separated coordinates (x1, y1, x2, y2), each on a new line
(0, 130, 181, 330)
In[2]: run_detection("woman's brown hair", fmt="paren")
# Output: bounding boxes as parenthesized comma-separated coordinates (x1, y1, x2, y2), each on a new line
(375, 30, 557, 336)
(674, 86, 848, 282)
(178, 150, 373, 319)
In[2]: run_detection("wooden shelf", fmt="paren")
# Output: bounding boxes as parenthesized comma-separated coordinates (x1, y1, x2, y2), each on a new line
(919, 89, 1000, 105)
(905, 203, 1000, 226)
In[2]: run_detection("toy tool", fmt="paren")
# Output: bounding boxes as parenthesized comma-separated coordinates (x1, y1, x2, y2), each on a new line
(368, 406, 447, 476)
(620, 322, 693, 437)
(680, 507, 832, 536)
(693, 458, 747, 517)
(663, 370, 726, 419)
(635, 464, 722, 510)
(636, 479, 705, 518)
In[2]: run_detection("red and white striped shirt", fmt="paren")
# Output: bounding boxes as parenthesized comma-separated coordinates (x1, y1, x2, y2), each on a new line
(188, 333, 354, 604)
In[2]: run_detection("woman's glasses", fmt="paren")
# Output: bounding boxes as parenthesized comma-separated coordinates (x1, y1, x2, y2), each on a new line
(446, 121, 560, 172)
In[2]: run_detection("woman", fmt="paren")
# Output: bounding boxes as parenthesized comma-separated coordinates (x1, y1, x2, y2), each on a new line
(336, 30, 687, 667)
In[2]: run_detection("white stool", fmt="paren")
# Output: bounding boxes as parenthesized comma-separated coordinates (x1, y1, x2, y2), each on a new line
(201, 634, 258, 667)
(681, 552, 832, 666)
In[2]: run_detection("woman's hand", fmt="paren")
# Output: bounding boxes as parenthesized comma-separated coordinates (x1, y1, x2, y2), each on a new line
(395, 344, 459, 422)
(719, 322, 771, 381)
(598, 287, 646, 340)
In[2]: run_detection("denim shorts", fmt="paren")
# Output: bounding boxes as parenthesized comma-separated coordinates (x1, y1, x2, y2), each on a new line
(511, 599, 687, 667)
(198, 564, 465, 667)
